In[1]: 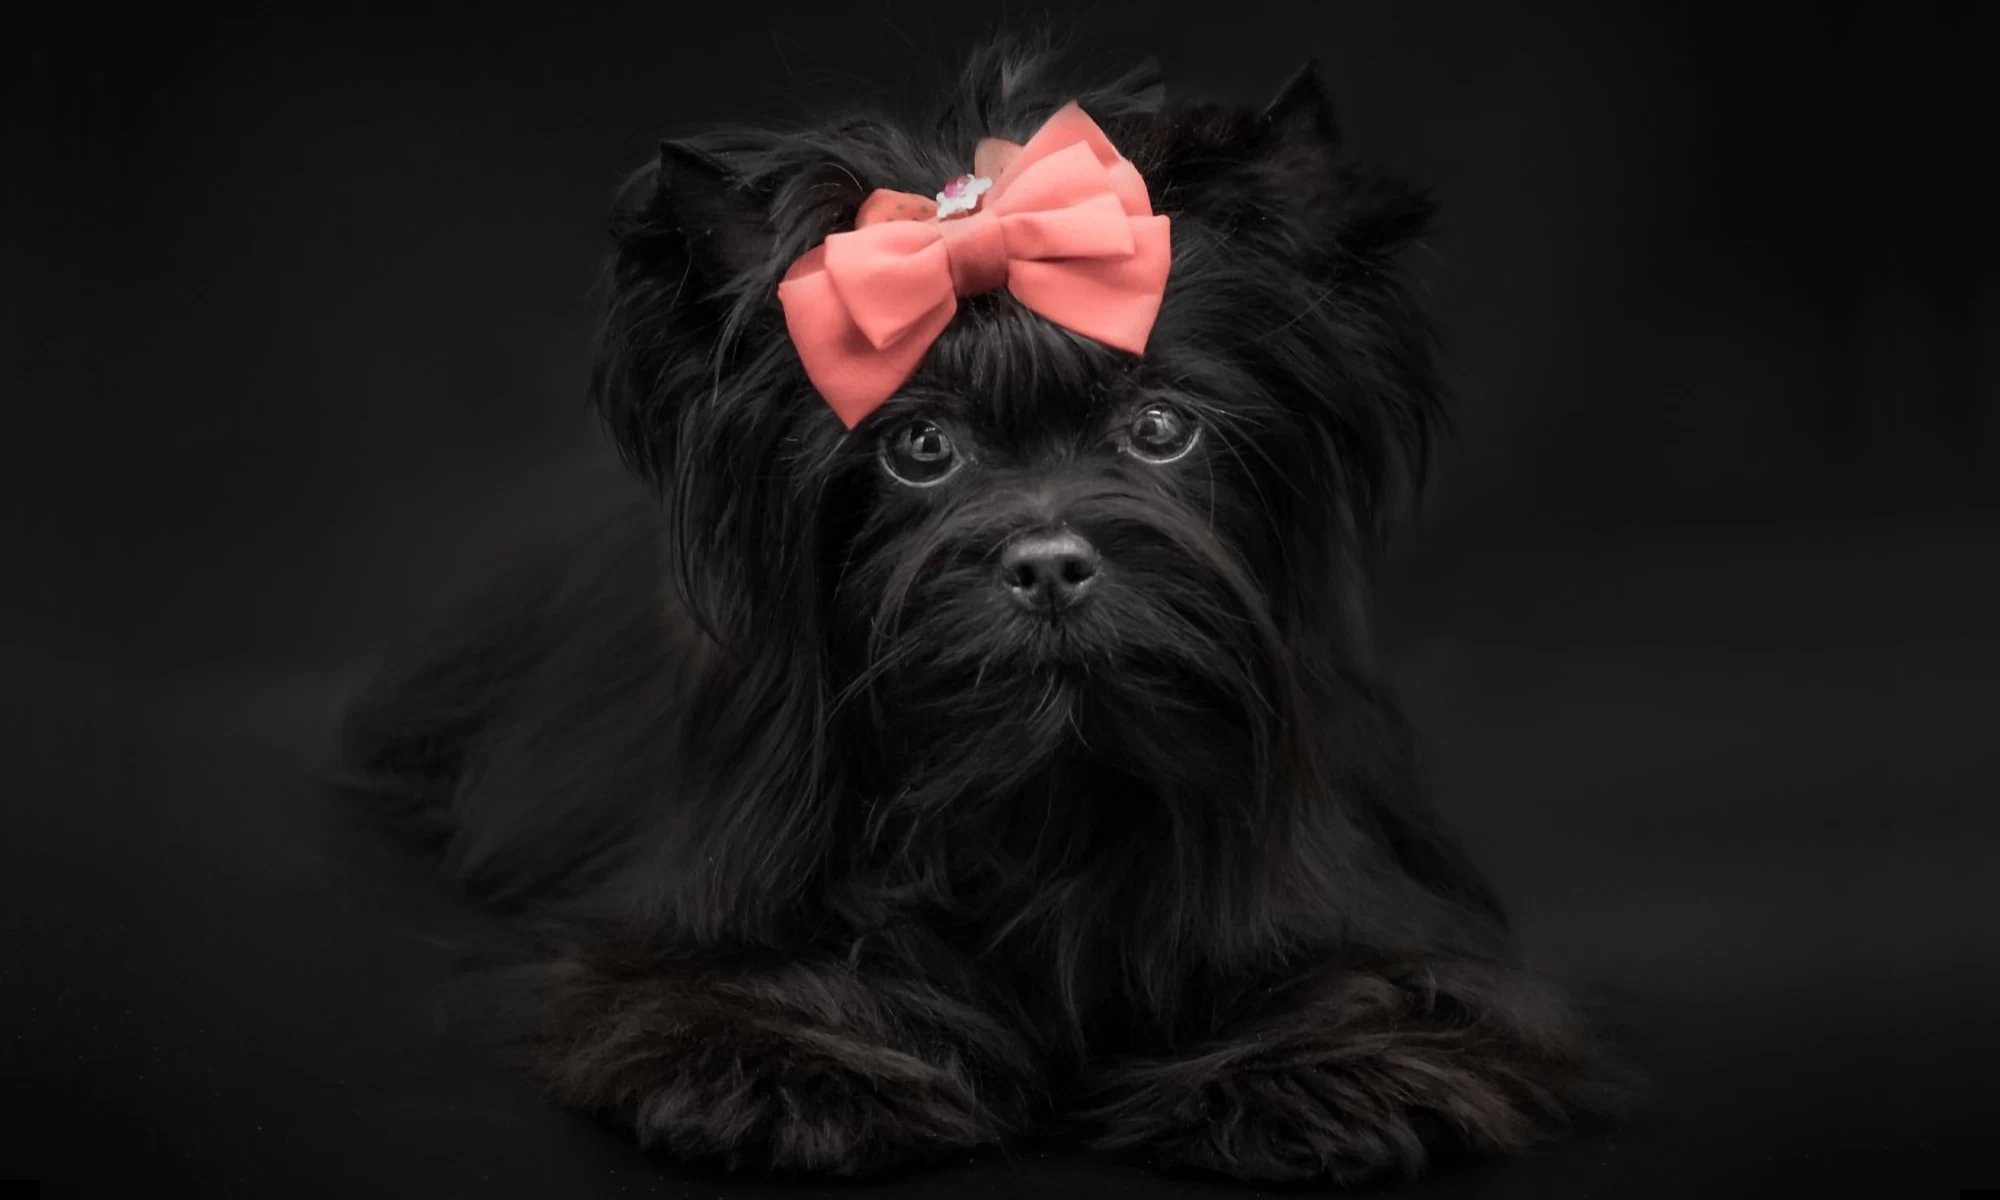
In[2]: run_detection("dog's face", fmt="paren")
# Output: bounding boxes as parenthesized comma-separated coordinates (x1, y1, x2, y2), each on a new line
(819, 310, 1297, 810)
(592, 55, 1443, 822)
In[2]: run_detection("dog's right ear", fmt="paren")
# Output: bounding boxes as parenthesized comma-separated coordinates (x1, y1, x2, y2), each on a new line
(647, 140, 776, 286)
(592, 140, 778, 483)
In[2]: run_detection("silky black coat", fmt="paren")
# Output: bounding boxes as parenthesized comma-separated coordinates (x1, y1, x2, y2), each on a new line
(342, 36, 1635, 1184)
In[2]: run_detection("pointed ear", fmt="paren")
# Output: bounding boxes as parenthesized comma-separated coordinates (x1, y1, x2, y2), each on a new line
(647, 139, 776, 284)
(1256, 61, 1434, 262)
(593, 141, 779, 483)
(591, 135, 866, 650)
(1139, 62, 1429, 259)
(1134, 64, 1445, 548)
(1261, 59, 1340, 149)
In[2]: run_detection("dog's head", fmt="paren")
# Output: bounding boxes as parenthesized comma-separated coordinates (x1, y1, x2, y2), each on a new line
(593, 41, 1443, 833)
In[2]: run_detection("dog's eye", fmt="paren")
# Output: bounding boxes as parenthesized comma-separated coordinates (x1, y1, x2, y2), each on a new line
(1125, 403, 1200, 463)
(879, 419, 961, 487)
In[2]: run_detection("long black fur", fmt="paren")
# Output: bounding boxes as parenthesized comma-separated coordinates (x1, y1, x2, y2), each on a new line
(341, 36, 1638, 1183)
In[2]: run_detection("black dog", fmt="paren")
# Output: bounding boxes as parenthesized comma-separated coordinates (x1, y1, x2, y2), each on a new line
(342, 39, 1635, 1184)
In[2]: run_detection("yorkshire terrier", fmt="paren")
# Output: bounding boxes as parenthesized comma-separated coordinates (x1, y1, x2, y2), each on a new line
(342, 37, 1635, 1185)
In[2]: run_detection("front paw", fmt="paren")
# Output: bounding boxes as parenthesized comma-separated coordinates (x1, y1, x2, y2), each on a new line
(1087, 1056, 1452, 1184)
(623, 1031, 1016, 1175)
(493, 954, 1037, 1177)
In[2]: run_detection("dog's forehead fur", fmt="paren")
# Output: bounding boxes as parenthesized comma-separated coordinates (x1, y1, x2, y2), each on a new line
(880, 298, 1123, 450)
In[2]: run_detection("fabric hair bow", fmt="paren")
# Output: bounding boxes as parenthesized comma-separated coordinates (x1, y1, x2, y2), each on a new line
(777, 102, 1172, 429)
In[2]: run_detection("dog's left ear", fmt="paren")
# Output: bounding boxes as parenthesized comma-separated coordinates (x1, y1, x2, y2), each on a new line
(1138, 63, 1446, 552)
(1137, 60, 1434, 268)
(1254, 60, 1436, 262)
(1262, 59, 1342, 149)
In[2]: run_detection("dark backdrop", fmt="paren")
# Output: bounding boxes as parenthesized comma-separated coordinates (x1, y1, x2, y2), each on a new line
(6, 3, 1997, 1196)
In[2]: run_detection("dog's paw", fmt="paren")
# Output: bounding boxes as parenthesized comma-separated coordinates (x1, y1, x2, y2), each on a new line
(1087, 1060, 1447, 1184)
(622, 1032, 1018, 1175)
(1080, 966, 1633, 1183)
(485, 952, 1042, 1176)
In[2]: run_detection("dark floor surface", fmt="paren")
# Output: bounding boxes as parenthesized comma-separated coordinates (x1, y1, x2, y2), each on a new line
(5, 511, 1997, 1197)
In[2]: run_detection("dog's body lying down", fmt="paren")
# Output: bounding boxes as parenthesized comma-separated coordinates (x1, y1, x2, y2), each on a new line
(342, 39, 1633, 1184)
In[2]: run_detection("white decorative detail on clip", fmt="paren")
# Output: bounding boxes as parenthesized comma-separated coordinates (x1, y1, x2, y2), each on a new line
(934, 174, 992, 220)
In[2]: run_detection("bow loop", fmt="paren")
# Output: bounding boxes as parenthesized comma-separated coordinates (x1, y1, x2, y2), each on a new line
(819, 222, 954, 350)
(996, 191, 1135, 262)
(1008, 215, 1171, 356)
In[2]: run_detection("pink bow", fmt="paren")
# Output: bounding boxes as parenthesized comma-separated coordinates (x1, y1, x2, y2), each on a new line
(777, 102, 1173, 429)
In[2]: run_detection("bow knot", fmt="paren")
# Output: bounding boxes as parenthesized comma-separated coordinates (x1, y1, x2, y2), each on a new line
(777, 103, 1172, 428)
(937, 213, 1010, 298)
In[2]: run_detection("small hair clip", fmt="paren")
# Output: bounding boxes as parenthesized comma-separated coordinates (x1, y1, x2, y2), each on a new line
(934, 174, 993, 220)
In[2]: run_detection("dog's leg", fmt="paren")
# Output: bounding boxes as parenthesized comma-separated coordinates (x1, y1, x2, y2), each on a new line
(480, 938, 1040, 1175)
(1085, 956, 1633, 1184)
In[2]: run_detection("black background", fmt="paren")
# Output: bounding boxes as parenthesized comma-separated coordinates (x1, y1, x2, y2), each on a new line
(6, 2, 1998, 1195)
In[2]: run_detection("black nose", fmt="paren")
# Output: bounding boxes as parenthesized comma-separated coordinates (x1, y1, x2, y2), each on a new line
(1000, 529, 1101, 612)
